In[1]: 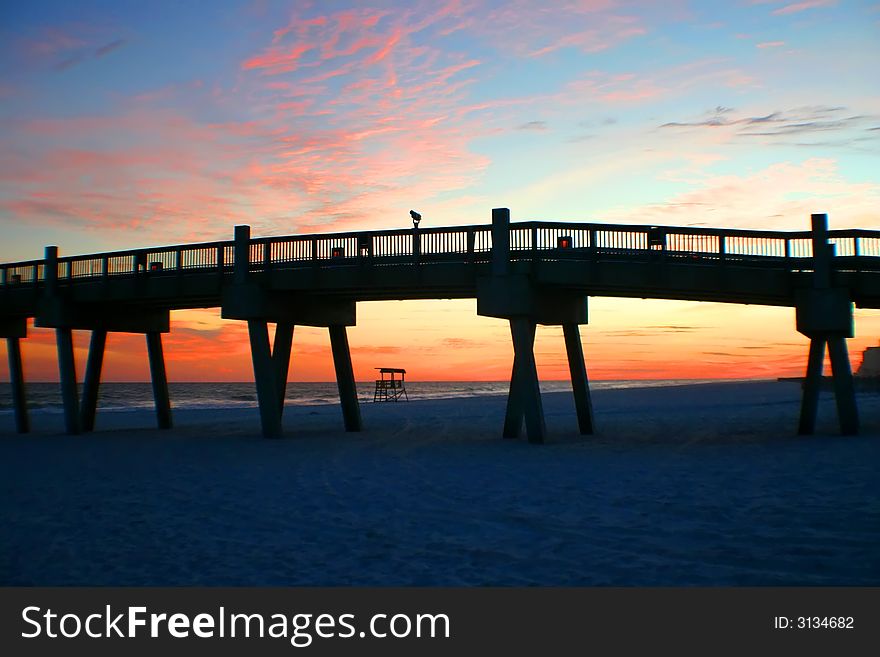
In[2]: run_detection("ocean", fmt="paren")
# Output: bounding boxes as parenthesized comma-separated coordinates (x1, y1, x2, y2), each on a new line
(0, 379, 723, 414)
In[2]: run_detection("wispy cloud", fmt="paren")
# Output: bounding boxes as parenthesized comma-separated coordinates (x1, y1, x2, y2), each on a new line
(600, 157, 880, 230)
(772, 0, 837, 16)
(659, 105, 878, 146)
(95, 39, 126, 57)
(16, 26, 126, 71)
(515, 121, 548, 131)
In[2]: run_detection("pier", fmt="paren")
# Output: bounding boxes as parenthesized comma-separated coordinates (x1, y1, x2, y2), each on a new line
(2, 210, 878, 441)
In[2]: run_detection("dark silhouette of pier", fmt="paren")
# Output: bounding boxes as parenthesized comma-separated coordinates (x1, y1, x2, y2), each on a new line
(2, 210, 878, 441)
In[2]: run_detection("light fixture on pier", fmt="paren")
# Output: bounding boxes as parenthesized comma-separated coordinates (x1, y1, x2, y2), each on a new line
(410, 210, 421, 228)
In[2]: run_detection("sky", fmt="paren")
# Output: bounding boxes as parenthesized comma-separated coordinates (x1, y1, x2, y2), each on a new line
(1, 0, 878, 383)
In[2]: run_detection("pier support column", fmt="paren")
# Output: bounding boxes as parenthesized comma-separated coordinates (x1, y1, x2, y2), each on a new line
(80, 329, 107, 432)
(273, 322, 294, 415)
(563, 322, 594, 435)
(329, 325, 362, 432)
(6, 337, 29, 434)
(146, 331, 172, 430)
(797, 338, 825, 435)
(506, 318, 546, 444)
(827, 337, 858, 435)
(56, 327, 81, 435)
(478, 209, 589, 444)
(795, 213, 859, 436)
(248, 320, 282, 438)
(502, 358, 524, 439)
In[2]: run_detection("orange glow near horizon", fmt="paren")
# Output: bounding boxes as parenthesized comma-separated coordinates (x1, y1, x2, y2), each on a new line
(2, 300, 878, 384)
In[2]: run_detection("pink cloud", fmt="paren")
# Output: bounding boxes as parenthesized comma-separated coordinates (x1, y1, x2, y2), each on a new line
(528, 17, 646, 57)
(458, 1, 647, 57)
(241, 43, 315, 74)
(22, 27, 87, 58)
(773, 0, 836, 15)
(756, 40, 785, 48)
(363, 28, 402, 66)
(553, 59, 756, 109)
(0, 2, 756, 255)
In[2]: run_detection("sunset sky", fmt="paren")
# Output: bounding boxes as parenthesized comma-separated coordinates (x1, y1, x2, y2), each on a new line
(1, 0, 878, 382)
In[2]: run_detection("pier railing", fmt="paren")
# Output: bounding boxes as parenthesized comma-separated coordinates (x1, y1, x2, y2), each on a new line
(2, 221, 879, 288)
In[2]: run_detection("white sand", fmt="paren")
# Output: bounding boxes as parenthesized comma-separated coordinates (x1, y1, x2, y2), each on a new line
(1, 381, 878, 585)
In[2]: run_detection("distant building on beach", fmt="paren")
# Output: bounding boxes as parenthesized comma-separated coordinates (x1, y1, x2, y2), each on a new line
(855, 343, 880, 378)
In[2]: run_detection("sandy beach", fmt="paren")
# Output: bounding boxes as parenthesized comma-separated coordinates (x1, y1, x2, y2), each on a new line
(1, 381, 878, 586)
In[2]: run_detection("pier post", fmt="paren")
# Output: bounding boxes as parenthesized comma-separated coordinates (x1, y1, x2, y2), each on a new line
(45, 245, 58, 294)
(827, 337, 858, 435)
(273, 322, 294, 414)
(329, 325, 362, 432)
(80, 329, 107, 432)
(797, 338, 825, 435)
(46, 244, 80, 434)
(6, 337, 29, 433)
(503, 359, 523, 438)
(248, 320, 282, 437)
(56, 327, 81, 435)
(146, 331, 172, 430)
(509, 318, 545, 443)
(563, 322, 594, 435)
(492, 208, 511, 276)
(234, 225, 251, 285)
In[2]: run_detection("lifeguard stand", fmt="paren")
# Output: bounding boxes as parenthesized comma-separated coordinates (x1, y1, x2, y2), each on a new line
(373, 368, 408, 402)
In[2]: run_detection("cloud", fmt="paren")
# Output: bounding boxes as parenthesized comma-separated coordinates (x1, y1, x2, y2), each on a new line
(772, 0, 837, 16)
(599, 157, 880, 230)
(554, 60, 755, 111)
(516, 121, 548, 131)
(464, 1, 648, 58)
(599, 325, 705, 337)
(241, 43, 316, 74)
(55, 54, 86, 71)
(756, 40, 785, 48)
(659, 105, 878, 146)
(441, 337, 489, 348)
(21, 27, 87, 58)
(1, 4, 498, 243)
(16, 26, 126, 71)
(95, 39, 126, 57)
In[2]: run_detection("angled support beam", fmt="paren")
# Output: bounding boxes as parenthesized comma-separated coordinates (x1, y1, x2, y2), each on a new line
(503, 358, 524, 438)
(80, 329, 107, 432)
(273, 322, 294, 416)
(827, 337, 859, 435)
(507, 318, 546, 443)
(563, 322, 594, 435)
(248, 320, 282, 438)
(6, 337, 29, 434)
(798, 338, 825, 435)
(329, 325, 362, 432)
(146, 331, 172, 430)
(56, 327, 81, 435)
